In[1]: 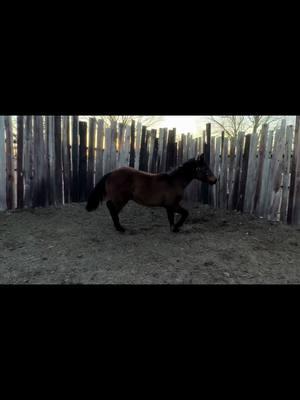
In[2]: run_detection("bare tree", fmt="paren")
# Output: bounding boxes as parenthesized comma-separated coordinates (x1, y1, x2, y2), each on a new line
(96, 115, 164, 128)
(246, 116, 281, 133)
(210, 115, 284, 137)
(210, 116, 248, 137)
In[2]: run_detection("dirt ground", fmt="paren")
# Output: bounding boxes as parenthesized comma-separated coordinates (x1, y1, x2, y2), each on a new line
(0, 201, 300, 284)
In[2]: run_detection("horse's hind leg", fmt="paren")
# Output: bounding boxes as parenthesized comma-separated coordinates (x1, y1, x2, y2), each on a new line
(106, 200, 127, 233)
(173, 205, 189, 232)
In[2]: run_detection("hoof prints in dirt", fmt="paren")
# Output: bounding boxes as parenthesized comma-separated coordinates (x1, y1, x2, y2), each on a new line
(0, 202, 300, 284)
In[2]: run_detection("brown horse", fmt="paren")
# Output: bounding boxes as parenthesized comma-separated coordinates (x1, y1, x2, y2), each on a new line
(86, 154, 217, 233)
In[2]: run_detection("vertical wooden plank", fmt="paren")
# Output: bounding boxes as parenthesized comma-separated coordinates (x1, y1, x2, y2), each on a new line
(124, 125, 131, 167)
(104, 127, 111, 174)
(129, 119, 135, 168)
(62, 116, 71, 203)
(23, 116, 34, 207)
(79, 121, 88, 202)
(33, 116, 47, 207)
(54, 116, 63, 205)
(17, 116, 24, 209)
(71, 116, 79, 202)
(46, 116, 55, 205)
(116, 123, 124, 169)
(148, 129, 156, 172)
(210, 137, 216, 206)
(244, 133, 259, 213)
(4, 116, 15, 209)
(145, 130, 151, 171)
(135, 122, 142, 170)
(237, 134, 251, 212)
(268, 124, 286, 221)
(87, 117, 96, 195)
(182, 133, 187, 163)
(202, 123, 211, 205)
(110, 121, 118, 172)
(291, 116, 300, 224)
(0, 116, 6, 210)
(253, 124, 268, 215)
(228, 132, 245, 210)
(219, 137, 228, 209)
(214, 137, 222, 208)
(95, 119, 104, 183)
(261, 130, 274, 218)
(139, 126, 147, 171)
(280, 125, 293, 222)
(227, 136, 236, 199)
(161, 128, 168, 172)
(152, 138, 159, 173)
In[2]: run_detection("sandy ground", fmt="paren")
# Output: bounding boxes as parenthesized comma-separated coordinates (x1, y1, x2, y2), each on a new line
(0, 201, 300, 284)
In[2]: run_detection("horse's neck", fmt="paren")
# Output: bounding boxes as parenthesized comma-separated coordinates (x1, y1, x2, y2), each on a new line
(171, 167, 194, 189)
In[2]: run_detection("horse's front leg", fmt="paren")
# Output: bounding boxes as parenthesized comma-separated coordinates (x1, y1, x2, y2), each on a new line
(165, 207, 175, 232)
(172, 205, 189, 232)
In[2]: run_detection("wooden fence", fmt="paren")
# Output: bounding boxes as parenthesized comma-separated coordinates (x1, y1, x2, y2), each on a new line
(0, 116, 300, 224)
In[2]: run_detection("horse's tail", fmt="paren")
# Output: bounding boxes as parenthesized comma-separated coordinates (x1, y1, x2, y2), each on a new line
(86, 173, 111, 212)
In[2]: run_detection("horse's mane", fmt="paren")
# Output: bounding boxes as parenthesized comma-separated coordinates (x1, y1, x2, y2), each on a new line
(168, 159, 196, 177)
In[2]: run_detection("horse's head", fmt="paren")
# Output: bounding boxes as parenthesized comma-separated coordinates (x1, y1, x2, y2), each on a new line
(194, 154, 218, 185)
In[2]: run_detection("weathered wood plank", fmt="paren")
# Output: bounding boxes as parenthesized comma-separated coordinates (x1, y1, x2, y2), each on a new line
(87, 117, 96, 195)
(23, 116, 34, 207)
(148, 129, 156, 172)
(210, 136, 216, 206)
(54, 116, 63, 205)
(0, 116, 6, 210)
(291, 116, 300, 224)
(268, 126, 286, 221)
(139, 126, 147, 171)
(95, 119, 104, 183)
(62, 116, 71, 203)
(135, 122, 142, 170)
(219, 137, 228, 209)
(110, 121, 118, 172)
(237, 134, 251, 212)
(129, 119, 135, 168)
(4, 116, 15, 209)
(46, 116, 55, 205)
(227, 136, 236, 199)
(244, 132, 259, 214)
(17, 116, 24, 209)
(79, 121, 88, 202)
(253, 125, 268, 215)
(71, 116, 79, 202)
(280, 125, 293, 222)
(202, 123, 211, 204)
(214, 136, 222, 208)
(104, 127, 112, 174)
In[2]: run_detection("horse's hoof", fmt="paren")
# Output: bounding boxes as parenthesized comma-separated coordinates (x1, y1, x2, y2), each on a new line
(172, 227, 180, 233)
(116, 227, 126, 233)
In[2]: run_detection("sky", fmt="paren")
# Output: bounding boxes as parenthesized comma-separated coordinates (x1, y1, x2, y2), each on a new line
(151, 116, 209, 135)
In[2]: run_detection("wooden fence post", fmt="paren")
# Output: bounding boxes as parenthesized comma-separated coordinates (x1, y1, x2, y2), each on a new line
(291, 116, 300, 224)
(139, 126, 147, 171)
(219, 135, 228, 209)
(46, 116, 55, 206)
(135, 122, 142, 170)
(244, 132, 258, 214)
(229, 132, 245, 210)
(61, 116, 71, 204)
(87, 117, 96, 195)
(280, 125, 293, 222)
(237, 133, 251, 212)
(17, 116, 24, 209)
(202, 123, 211, 204)
(79, 121, 88, 202)
(268, 125, 286, 221)
(95, 119, 104, 183)
(130, 120, 135, 168)
(54, 116, 63, 205)
(0, 116, 6, 210)
(4, 116, 15, 210)
(71, 116, 79, 202)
